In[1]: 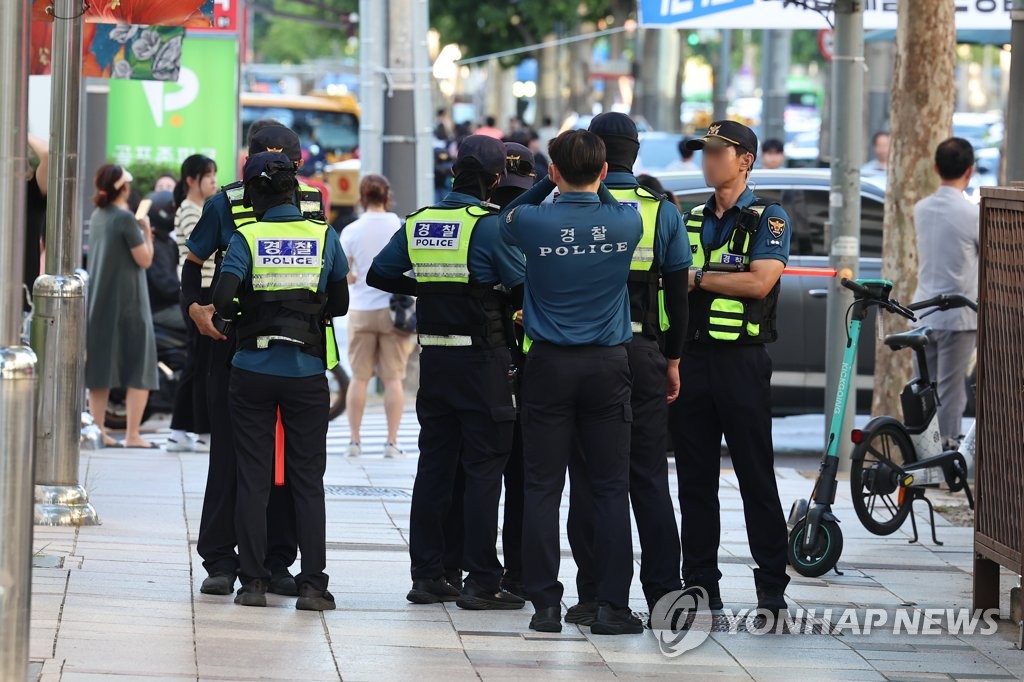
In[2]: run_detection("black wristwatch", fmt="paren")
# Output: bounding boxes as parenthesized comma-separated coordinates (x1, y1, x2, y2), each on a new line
(693, 268, 704, 290)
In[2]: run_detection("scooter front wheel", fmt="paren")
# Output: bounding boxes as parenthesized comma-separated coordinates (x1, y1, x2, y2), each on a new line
(787, 517, 843, 577)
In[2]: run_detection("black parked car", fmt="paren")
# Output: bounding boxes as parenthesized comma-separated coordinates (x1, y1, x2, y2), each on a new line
(652, 168, 888, 416)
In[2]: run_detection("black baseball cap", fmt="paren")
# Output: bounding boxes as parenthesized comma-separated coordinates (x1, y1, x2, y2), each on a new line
(456, 134, 507, 176)
(686, 120, 758, 158)
(242, 151, 296, 185)
(498, 142, 535, 190)
(588, 112, 639, 141)
(248, 125, 302, 161)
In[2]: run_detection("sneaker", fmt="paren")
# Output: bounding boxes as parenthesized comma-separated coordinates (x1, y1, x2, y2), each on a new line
(234, 579, 267, 607)
(590, 603, 644, 635)
(200, 572, 235, 595)
(346, 441, 361, 458)
(383, 442, 404, 459)
(455, 584, 526, 611)
(530, 606, 562, 633)
(681, 582, 724, 611)
(164, 437, 193, 453)
(407, 577, 460, 604)
(755, 587, 788, 615)
(190, 436, 211, 454)
(268, 571, 298, 596)
(444, 570, 463, 593)
(296, 584, 336, 611)
(564, 600, 599, 626)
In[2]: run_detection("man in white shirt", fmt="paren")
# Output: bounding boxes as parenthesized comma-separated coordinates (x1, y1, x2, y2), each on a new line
(861, 131, 890, 176)
(912, 137, 979, 445)
(338, 175, 412, 458)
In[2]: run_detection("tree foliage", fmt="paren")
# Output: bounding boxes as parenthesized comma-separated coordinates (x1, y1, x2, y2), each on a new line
(251, 0, 357, 64)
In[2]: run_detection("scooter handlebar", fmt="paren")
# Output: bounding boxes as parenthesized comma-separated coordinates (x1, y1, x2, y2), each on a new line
(840, 278, 870, 297)
(908, 294, 978, 313)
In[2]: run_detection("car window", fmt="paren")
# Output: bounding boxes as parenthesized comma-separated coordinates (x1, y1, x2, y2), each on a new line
(676, 192, 708, 216)
(860, 196, 884, 258)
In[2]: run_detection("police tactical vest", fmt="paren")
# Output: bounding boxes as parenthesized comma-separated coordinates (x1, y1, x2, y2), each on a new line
(406, 205, 506, 348)
(222, 180, 326, 229)
(234, 218, 339, 368)
(685, 199, 781, 344)
(609, 186, 669, 338)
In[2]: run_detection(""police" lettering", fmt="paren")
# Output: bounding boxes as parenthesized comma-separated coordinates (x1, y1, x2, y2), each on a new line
(537, 242, 630, 257)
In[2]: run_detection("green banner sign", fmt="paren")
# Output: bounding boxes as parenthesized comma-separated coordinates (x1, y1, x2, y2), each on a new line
(108, 36, 238, 187)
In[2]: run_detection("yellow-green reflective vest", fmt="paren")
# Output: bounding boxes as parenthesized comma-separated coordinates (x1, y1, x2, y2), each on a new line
(405, 205, 506, 348)
(609, 186, 670, 337)
(223, 181, 326, 230)
(235, 219, 339, 368)
(685, 201, 780, 344)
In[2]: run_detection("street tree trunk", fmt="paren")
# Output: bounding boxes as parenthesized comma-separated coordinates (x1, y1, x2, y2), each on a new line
(871, 0, 956, 418)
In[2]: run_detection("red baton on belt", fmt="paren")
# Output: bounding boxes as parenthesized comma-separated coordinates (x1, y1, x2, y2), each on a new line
(782, 266, 837, 277)
(274, 407, 285, 486)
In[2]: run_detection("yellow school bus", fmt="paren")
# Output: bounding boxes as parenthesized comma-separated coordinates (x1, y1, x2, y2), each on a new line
(240, 92, 361, 223)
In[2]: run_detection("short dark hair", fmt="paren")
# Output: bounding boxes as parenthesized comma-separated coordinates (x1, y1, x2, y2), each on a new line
(542, 116, 553, 127)
(548, 130, 606, 186)
(762, 138, 784, 154)
(678, 139, 694, 160)
(872, 131, 890, 146)
(935, 137, 975, 180)
(485, 115, 496, 127)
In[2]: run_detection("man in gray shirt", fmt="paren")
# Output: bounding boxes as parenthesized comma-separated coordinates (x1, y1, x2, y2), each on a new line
(912, 137, 979, 445)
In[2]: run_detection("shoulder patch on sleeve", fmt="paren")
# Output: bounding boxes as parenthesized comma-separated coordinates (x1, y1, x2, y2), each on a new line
(505, 206, 518, 224)
(767, 216, 786, 239)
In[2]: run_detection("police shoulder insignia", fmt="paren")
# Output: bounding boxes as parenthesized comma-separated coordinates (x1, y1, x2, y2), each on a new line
(767, 216, 786, 238)
(505, 207, 517, 224)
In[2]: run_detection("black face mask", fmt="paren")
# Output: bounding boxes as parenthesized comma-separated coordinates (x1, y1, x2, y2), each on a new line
(601, 136, 640, 175)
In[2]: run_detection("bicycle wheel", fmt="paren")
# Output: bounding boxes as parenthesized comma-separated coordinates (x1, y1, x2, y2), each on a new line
(850, 422, 915, 535)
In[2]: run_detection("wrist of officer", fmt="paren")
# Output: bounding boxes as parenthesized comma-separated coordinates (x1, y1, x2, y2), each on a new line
(693, 268, 705, 290)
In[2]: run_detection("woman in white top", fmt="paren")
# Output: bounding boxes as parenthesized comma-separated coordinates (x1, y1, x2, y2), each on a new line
(339, 174, 411, 458)
(167, 154, 218, 453)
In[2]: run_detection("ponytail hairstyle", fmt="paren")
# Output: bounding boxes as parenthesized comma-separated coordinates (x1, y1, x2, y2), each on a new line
(93, 164, 128, 208)
(173, 154, 217, 208)
(358, 174, 393, 210)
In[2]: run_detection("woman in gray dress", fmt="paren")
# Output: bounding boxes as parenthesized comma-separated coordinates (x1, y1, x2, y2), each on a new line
(86, 164, 159, 448)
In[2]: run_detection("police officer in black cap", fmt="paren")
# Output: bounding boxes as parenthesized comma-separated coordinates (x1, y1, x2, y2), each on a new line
(561, 112, 690, 626)
(367, 135, 527, 611)
(671, 120, 792, 614)
(182, 122, 326, 598)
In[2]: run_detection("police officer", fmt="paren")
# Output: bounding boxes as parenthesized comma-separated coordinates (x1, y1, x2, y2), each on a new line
(212, 152, 348, 609)
(367, 135, 527, 611)
(670, 120, 792, 614)
(500, 130, 643, 635)
(182, 122, 326, 597)
(562, 112, 690, 625)
(491, 142, 537, 599)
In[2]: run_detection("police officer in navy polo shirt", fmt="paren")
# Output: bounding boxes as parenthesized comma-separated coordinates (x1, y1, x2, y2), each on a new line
(671, 120, 792, 616)
(562, 112, 690, 627)
(500, 130, 644, 635)
(367, 135, 527, 611)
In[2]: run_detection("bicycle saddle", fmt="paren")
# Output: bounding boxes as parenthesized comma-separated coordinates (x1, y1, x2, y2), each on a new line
(884, 327, 930, 351)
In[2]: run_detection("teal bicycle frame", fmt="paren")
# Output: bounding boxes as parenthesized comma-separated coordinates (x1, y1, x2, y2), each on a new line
(801, 277, 894, 552)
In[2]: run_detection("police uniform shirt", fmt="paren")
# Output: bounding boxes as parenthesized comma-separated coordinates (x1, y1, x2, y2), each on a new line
(185, 190, 239, 264)
(500, 176, 643, 347)
(697, 187, 791, 267)
(605, 171, 693, 274)
(370, 191, 526, 290)
(220, 203, 348, 378)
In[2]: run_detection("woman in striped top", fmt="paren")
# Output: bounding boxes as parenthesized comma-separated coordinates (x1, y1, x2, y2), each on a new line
(168, 154, 218, 452)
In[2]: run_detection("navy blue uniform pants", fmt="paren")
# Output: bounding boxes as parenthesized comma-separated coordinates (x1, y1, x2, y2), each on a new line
(229, 368, 329, 592)
(520, 342, 634, 610)
(668, 342, 790, 594)
(568, 335, 682, 609)
(196, 335, 298, 577)
(409, 346, 515, 592)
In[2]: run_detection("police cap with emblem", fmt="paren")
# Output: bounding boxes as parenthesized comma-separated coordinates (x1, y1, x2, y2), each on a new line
(498, 142, 536, 191)
(249, 125, 303, 162)
(686, 120, 758, 159)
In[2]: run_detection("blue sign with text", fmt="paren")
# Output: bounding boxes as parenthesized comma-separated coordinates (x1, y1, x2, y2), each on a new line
(638, 0, 755, 26)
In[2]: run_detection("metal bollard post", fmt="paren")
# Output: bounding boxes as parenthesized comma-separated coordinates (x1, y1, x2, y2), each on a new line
(0, 348, 37, 682)
(31, 274, 98, 526)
